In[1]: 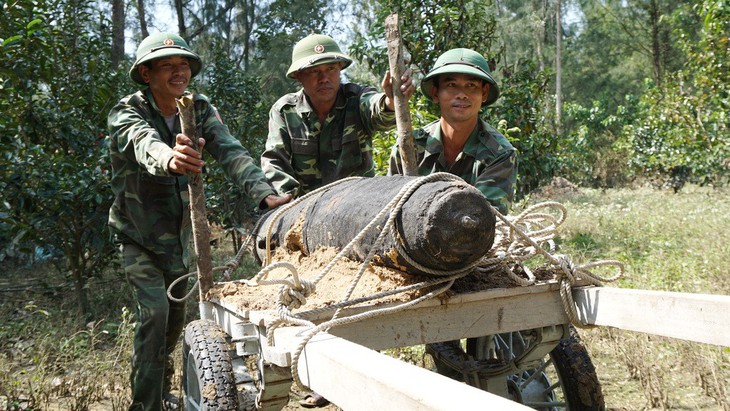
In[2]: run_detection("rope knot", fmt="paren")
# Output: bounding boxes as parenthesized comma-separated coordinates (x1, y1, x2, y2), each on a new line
(279, 280, 316, 309)
(556, 254, 577, 283)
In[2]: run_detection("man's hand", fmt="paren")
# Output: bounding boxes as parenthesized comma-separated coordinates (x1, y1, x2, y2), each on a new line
(168, 133, 205, 174)
(383, 68, 415, 111)
(263, 193, 293, 209)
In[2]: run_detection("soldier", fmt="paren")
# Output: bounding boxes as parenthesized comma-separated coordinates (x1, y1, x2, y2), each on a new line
(261, 33, 416, 198)
(389, 48, 517, 215)
(107, 32, 290, 411)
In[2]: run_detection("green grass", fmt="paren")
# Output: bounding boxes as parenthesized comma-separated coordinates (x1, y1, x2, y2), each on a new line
(551, 184, 730, 294)
(539, 184, 730, 410)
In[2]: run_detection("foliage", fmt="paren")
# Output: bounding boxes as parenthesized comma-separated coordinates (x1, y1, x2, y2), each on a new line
(559, 97, 638, 188)
(350, 0, 500, 78)
(0, 0, 129, 317)
(253, 0, 330, 101)
(490, 59, 556, 198)
(194, 39, 272, 242)
(628, 0, 729, 187)
(563, 0, 696, 112)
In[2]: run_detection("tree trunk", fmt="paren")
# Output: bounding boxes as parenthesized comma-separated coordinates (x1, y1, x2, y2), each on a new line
(253, 176, 496, 275)
(175, 0, 186, 38)
(137, 0, 149, 38)
(241, 0, 255, 69)
(534, 0, 546, 72)
(555, 0, 563, 134)
(648, 0, 662, 85)
(110, 0, 125, 69)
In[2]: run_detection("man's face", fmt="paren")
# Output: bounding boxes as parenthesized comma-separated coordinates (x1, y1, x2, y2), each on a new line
(294, 62, 342, 108)
(139, 56, 191, 102)
(432, 73, 489, 124)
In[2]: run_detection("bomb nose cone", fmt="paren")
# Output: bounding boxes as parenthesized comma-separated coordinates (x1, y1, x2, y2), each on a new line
(402, 185, 496, 269)
(460, 215, 478, 229)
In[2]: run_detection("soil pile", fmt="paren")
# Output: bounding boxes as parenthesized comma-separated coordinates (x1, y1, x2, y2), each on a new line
(209, 247, 557, 314)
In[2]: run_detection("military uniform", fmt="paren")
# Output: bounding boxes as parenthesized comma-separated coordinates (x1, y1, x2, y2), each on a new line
(388, 119, 517, 215)
(261, 84, 395, 197)
(108, 32, 275, 411)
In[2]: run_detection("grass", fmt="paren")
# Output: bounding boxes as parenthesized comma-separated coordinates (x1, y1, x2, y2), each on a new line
(544, 184, 730, 410)
(1, 184, 729, 410)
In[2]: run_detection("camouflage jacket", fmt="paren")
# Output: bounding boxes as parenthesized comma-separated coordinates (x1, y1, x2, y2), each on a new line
(107, 89, 274, 265)
(261, 83, 396, 197)
(388, 119, 517, 215)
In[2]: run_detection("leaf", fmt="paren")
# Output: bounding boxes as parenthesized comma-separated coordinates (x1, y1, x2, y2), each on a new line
(27, 19, 44, 30)
(2, 35, 23, 47)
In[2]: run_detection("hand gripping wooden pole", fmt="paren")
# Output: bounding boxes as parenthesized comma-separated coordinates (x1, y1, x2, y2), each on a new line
(385, 13, 418, 176)
(176, 95, 214, 301)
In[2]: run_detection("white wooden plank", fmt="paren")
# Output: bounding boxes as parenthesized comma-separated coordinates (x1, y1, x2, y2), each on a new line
(573, 287, 730, 346)
(244, 282, 569, 351)
(274, 327, 533, 411)
(329, 284, 569, 349)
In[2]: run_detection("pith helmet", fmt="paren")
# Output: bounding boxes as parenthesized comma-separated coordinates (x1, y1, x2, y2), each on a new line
(286, 34, 353, 79)
(129, 32, 202, 85)
(420, 48, 500, 106)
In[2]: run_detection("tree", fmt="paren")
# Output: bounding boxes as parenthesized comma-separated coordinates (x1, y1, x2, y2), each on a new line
(629, 0, 729, 187)
(0, 0, 130, 318)
(111, 0, 125, 68)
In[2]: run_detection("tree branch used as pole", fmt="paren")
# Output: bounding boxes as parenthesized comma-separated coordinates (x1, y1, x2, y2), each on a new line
(176, 95, 213, 301)
(385, 13, 418, 176)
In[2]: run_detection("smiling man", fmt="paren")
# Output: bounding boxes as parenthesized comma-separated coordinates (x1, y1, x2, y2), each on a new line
(261, 33, 415, 198)
(107, 32, 290, 411)
(388, 48, 517, 215)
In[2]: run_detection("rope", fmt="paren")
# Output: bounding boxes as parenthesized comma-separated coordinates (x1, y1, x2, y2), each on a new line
(482, 202, 624, 327)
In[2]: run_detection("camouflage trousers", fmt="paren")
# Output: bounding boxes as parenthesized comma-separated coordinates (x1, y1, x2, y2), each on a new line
(122, 242, 189, 411)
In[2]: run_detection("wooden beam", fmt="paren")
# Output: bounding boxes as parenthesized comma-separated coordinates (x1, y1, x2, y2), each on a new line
(246, 281, 570, 351)
(330, 284, 569, 350)
(274, 327, 533, 411)
(573, 286, 730, 346)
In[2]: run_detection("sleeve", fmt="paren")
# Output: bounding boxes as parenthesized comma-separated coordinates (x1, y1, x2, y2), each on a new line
(260, 104, 302, 197)
(360, 89, 397, 133)
(474, 150, 518, 215)
(195, 97, 276, 208)
(107, 97, 175, 176)
(387, 143, 404, 176)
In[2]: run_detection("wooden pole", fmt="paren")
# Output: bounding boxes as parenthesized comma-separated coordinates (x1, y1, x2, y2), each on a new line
(385, 13, 418, 176)
(176, 95, 213, 301)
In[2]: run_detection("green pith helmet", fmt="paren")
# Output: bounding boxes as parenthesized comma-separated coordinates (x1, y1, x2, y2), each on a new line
(420, 48, 500, 106)
(129, 32, 202, 85)
(286, 34, 353, 79)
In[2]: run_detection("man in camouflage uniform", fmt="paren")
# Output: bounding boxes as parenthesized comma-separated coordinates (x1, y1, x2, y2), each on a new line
(389, 47, 517, 387)
(261, 33, 415, 198)
(107, 32, 290, 411)
(389, 48, 517, 215)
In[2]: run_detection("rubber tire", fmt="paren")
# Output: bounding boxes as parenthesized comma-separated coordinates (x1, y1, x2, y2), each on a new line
(182, 319, 239, 410)
(429, 327, 605, 410)
(548, 327, 605, 410)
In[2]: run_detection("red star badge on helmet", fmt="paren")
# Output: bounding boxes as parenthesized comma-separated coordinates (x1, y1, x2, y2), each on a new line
(314, 44, 325, 53)
(164, 38, 174, 46)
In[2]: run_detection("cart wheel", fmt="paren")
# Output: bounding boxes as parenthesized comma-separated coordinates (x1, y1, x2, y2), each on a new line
(182, 319, 239, 410)
(544, 327, 604, 410)
(427, 326, 604, 410)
